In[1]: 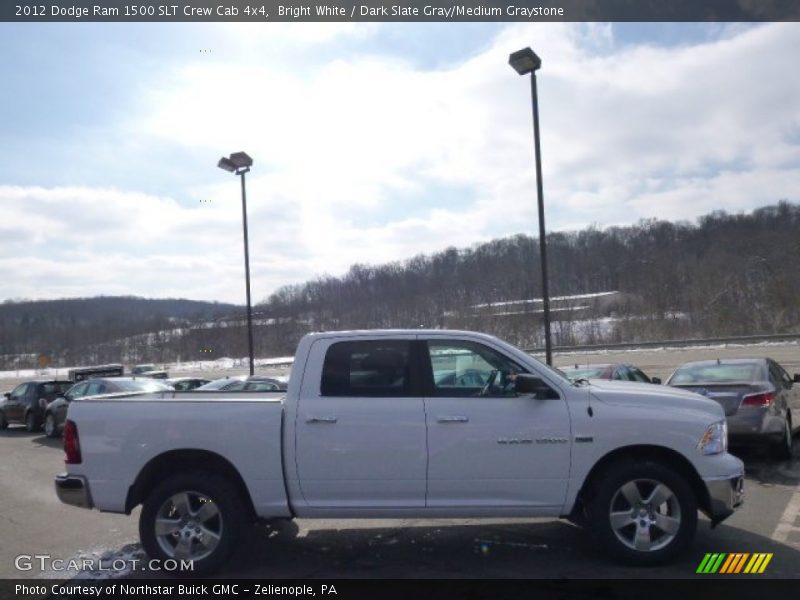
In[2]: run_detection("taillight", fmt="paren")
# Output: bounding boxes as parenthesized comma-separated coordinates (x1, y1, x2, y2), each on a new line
(742, 391, 776, 407)
(64, 420, 82, 464)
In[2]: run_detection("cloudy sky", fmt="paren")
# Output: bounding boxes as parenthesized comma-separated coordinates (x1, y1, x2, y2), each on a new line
(1, 22, 798, 304)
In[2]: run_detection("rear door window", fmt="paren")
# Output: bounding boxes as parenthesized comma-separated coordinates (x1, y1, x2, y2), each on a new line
(628, 368, 651, 383)
(769, 361, 792, 389)
(321, 340, 412, 397)
(41, 382, 71, 397)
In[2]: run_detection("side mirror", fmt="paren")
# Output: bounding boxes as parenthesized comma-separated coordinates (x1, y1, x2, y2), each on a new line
(651, 377, 662, 385)
(515, 374, 559, 399)
(3, 392, 9, 400)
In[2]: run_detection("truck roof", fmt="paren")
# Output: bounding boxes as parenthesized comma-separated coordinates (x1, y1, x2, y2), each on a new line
(303, 329, 502, 340)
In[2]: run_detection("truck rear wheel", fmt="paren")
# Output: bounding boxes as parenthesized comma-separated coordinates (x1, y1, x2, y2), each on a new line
(588, 460, 697, 565)
(139, 472, 244, 575)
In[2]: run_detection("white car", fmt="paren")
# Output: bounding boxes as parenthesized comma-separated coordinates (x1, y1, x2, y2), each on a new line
(55, 330, 743, 573)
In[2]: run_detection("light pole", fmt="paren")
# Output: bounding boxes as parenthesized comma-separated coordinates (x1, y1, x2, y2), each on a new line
(218, 151, 256, 376)
(509, 47, 553, 366)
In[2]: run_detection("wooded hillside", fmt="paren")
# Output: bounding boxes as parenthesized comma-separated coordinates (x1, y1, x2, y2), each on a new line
(2, 202, 798, 369)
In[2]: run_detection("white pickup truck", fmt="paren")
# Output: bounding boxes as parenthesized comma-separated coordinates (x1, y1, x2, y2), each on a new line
(55, 330, 744, 573)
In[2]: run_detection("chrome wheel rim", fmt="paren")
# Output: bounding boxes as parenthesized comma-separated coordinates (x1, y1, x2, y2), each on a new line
(608, 478, 681, 552)
(154, 491, 222, 561)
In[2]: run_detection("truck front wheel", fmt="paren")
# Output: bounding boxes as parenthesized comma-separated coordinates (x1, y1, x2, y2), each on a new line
(139, 472, 245, 575)
(588, 460, 697, 565)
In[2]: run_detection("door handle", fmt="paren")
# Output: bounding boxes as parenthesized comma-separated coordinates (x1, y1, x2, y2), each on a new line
(306, 416, 338, 424)
(437, 415, 469, 423)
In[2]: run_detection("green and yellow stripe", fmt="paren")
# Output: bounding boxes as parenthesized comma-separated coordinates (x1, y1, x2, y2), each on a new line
(697, 553, 772, 574)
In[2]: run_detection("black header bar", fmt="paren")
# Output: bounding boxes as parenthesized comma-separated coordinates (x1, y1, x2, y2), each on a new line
(4, 0, 800, 22)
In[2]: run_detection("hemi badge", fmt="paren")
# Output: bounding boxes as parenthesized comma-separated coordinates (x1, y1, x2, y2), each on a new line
(575, 436, 594, 443)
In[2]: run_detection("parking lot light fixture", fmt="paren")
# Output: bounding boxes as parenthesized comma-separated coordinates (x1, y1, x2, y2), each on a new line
(509, 46, 553, 366)
(218, 151, 256, 376)
(217, 157, 237, 172)
(229, 152, 253, 169)
(508, 47, 542, 75)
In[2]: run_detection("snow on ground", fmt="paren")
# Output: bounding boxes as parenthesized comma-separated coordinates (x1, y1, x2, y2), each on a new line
(554, 339, 800, 358)
(0, 355, 295, 381)
(3, 340, 798, 383)
(472, 291, 619, 308)
(168, 356, 295, 373)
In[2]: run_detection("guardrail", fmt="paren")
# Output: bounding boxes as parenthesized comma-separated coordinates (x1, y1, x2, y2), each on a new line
(525, 332, 800, 355)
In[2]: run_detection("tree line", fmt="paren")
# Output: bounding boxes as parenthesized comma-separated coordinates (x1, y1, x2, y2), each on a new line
(1, 202, 798, 370)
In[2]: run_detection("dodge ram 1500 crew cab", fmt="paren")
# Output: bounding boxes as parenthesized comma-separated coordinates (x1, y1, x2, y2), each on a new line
(55, 330, 744, 573)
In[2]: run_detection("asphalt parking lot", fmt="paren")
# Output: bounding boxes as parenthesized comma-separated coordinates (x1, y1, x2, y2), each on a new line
(1, 425, 800, 580)
(2, 343, 800, 580)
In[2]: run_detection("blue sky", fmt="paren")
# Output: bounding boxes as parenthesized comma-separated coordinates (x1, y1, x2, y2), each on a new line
(1, 22, 798, 303)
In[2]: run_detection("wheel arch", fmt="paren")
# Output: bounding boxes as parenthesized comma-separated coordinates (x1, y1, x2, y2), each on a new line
(125, 449, 256, 520)
(571, 445, 711, 519)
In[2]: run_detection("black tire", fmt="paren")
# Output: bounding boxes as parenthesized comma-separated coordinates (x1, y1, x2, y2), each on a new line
(25, 412, 40, 433)
(587, 460, 698, 566)
(139, 471, 245, 576)
(0, 411, 7, 430)
(771, 416, 793, 460)
(44, 413, 59, 438)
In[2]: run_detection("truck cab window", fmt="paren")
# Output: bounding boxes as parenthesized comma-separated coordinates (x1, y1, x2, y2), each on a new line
(321, 340, 412, 397)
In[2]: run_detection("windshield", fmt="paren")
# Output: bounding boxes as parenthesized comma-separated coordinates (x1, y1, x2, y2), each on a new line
(669, 363, 760, 385)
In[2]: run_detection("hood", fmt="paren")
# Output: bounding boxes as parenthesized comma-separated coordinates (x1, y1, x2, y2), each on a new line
(587, 379, 725, 420)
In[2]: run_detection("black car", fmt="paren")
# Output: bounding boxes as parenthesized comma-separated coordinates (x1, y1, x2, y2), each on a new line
(0, 380, 73, 432)
(43, 377, 172, 438)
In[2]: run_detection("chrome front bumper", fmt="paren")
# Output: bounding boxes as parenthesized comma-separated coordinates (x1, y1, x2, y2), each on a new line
(704, 473, 744, 526)
(55, 473, 93, 509)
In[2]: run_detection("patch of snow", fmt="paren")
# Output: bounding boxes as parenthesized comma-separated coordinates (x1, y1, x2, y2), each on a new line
(473, 291, 619, 308)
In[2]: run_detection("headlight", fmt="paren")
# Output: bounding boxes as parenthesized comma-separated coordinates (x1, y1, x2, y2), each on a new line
(698, 420, 728, 455)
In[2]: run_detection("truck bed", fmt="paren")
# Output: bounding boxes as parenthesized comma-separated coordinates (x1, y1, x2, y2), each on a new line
(66, 391, 290, 517)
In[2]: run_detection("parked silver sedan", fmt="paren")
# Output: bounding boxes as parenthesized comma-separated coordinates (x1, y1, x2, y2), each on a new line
(667, 358, 800, 458)
(195, 375, 287, 392)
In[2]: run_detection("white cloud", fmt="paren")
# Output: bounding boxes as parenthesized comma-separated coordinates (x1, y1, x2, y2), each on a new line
(3, 22, 800, 302)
